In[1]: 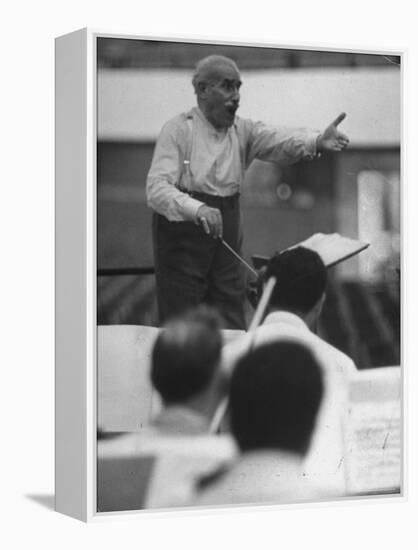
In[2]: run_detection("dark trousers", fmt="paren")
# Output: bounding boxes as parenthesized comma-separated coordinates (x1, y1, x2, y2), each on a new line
(152, 193, 247, 330)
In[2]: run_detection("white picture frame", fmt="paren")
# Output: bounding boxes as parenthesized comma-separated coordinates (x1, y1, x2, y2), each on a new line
(55, 28, 403, 521)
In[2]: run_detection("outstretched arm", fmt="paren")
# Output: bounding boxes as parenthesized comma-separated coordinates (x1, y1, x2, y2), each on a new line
(317, 113, 350, 152)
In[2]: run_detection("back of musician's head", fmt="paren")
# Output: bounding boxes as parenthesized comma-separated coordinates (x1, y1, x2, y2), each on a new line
(264, 247, 327, 315)
(230, 340, 324, 456)
(151, 306, 223, 405)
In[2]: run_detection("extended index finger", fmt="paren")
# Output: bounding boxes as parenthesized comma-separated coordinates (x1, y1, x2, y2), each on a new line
(332, 112, 346, 127)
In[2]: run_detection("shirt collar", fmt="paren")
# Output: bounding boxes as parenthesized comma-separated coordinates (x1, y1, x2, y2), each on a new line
(263, 311, 310, 333)
(152, 405, 209, 436)
(193, 106, 237, 133)
(225, 449, 304, 482)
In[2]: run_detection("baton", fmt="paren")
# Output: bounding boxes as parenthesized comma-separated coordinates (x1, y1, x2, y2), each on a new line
(220, 238, 258, 278)
(209, 275, 277, 434)
(198, 216, 258, 278)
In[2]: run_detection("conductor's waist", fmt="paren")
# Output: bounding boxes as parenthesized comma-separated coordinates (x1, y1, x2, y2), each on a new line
(189, 191, 240, 208)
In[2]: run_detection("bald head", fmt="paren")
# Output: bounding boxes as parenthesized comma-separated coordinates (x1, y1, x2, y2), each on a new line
(192, 55, 241, 130)
(192, 55, 240, 93)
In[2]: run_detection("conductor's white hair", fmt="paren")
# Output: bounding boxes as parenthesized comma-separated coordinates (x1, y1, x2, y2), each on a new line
(192, 55, 240, 93)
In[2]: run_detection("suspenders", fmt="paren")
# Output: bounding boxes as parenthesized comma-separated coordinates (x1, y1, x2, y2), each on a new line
(179, 111, 243, 192)
(178, 113, 193, 192)
(185, 114, 193, 162)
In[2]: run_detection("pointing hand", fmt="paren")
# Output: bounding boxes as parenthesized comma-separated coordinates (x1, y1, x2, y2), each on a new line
(317, 113, 349, 152)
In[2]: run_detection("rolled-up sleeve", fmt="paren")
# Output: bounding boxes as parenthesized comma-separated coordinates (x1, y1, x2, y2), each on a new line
(146, 119, 204, 222)
(240, 119, 321, 168)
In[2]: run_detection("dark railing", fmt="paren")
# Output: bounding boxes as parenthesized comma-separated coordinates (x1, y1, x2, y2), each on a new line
(98, 267, 155, 276)
(97, 267, 157, 326)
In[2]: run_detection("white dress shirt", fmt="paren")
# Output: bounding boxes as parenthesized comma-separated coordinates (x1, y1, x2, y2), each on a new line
(146, 106, 320, 222)
(221, 310, 357, 495)
(193, 449, 326, 507)
(98, 406, 237, 511)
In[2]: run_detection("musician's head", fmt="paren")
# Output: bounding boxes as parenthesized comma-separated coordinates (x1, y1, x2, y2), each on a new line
(151, 306, 225, 421)
(263, 247, 327, 328)
(230, 340, 324, 456)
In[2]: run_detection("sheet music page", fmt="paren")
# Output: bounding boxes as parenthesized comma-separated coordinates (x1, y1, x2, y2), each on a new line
(344, 366, 401, 494)
(252, 233, 369, 269)
(298, 233, 369, 267)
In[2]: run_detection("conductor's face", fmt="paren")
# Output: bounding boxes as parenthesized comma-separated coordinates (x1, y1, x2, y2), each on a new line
(200, 63, 242, 131)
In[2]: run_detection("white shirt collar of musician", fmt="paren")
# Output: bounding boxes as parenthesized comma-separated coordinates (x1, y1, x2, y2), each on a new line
(263, 311, 309, 333)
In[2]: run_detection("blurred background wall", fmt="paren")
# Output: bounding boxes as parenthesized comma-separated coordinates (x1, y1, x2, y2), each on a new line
(97, 38, 400, 369)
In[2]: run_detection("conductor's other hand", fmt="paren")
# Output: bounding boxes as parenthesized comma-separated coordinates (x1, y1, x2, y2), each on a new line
(197, 204, 223, 239)
(317, 112, 350, 152)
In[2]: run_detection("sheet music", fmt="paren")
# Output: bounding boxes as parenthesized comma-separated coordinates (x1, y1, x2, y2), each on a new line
(344, 367, 401, 494)
(252, 232, 369, 269)
(294, 233, 369, 267)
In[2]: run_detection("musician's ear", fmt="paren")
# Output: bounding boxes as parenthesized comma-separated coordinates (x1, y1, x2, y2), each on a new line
(314, 292, 326, 318)
(257, 266, 267, 296)
(258, 266, 267, 282)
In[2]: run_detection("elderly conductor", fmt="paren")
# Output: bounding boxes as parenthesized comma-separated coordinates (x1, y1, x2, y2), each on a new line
(146, 55, 349, 329)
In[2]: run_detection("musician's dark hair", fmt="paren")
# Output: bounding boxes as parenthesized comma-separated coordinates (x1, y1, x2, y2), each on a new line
(264, 247, 327, 314)
(230, 340, 324, 455)
(151, 306, 222, 404)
